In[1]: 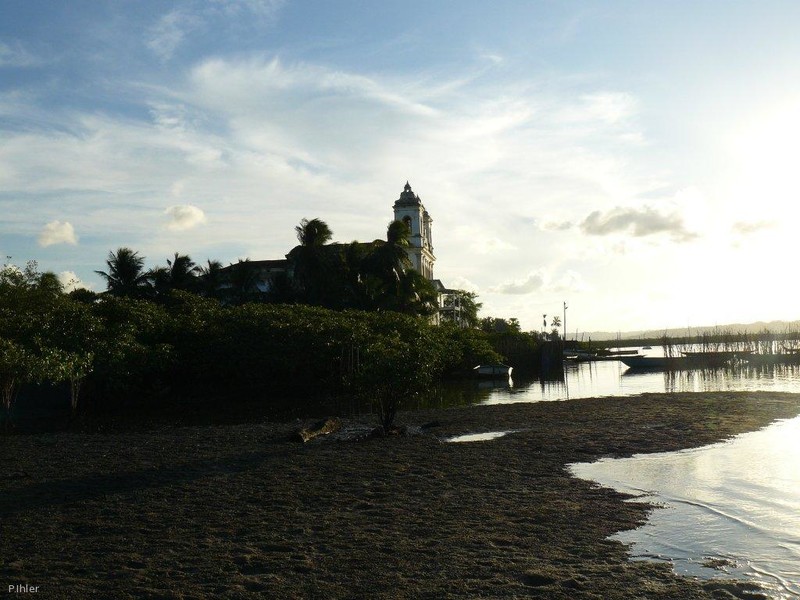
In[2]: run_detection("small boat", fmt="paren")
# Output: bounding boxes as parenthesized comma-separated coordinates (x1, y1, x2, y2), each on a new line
(620, 356, 687, 369)
(621, 350, 752, 370)
(473, 364, 513, 377)
(681, 350, 752, 367)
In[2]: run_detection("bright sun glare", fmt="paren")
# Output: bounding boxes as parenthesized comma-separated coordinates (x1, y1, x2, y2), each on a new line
(730, 103, 800, 223)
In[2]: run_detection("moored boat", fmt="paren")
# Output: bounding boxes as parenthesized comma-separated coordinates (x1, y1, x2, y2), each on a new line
(620, 356, 689, 369)
(621, 350, 752, 370)
(473, 364, 513, 377)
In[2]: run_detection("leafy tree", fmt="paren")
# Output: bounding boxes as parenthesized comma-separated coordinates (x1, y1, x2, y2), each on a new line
(0, 338, 30, 429)
(480, 317, 521, 334)
(0, 261, 98, 424)
(95, 248, 152, 298)
(441, 290, 482, 328)
(69, 288, 100, 304)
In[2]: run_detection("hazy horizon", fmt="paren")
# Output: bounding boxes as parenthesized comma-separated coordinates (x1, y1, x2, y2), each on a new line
(4, 1, 800, 331)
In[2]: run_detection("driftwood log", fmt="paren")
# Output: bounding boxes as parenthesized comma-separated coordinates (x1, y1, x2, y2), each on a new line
(293, 417, 342, 443)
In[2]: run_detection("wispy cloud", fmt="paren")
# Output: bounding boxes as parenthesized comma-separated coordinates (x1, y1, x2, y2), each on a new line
(147, 10, 201, 61)
(0, 41, 42, 68)
(580, 206, 697, 242)
(732, 220, 773, 235)
(490, 268, 590, 295)
(38, 221, 78, 247)
(210, 0, 286, 19)
(147, 1, 286, 60)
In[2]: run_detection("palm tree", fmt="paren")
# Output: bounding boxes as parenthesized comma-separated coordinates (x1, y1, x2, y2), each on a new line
(95, 248, 152, 298)
(393, 269, 438, 316)
(295, 218, 333, 247)
(149, 253, 200, 298)
(289, 218, 334, 306)
(198, 259, 224, 299)
(227, 259, 261, 305)
(360, 220, 413, 310)
(166, 253, 199, 291)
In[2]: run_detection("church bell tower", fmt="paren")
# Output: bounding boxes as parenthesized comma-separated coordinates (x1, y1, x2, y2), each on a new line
(392, 181, 435, 280)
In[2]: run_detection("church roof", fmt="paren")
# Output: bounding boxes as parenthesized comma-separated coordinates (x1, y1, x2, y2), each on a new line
(393, 181, 422, 207)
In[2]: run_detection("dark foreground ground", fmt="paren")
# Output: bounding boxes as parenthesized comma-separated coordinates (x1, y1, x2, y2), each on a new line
(2, 391, 800, 599)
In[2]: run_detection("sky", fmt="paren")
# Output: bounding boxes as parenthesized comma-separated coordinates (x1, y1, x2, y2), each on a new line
(3, 0, 800, 333)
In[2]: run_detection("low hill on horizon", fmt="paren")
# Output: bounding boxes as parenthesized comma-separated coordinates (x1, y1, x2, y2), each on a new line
(580, 319, 800, 342)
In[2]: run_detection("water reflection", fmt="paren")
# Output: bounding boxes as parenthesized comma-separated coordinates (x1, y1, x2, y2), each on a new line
(419, 356, 800, 410)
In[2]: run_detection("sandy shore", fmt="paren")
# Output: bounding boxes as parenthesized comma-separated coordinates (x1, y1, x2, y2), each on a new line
(2, 391, 799, 599)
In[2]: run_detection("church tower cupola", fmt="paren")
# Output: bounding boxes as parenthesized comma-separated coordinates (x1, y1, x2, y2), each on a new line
(392, 181, 435, 280)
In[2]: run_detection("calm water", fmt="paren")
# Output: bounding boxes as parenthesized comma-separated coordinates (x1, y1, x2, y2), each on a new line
(431, 347, 800, 408)
(570, 417, 800, 599)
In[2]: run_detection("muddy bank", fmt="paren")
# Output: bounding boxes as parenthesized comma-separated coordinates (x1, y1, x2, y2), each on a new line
(2, 391, 799, 599)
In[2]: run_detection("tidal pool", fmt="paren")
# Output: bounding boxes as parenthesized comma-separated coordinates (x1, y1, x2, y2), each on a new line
(570, 415, 800, 599)
(446, 430, 518, 443)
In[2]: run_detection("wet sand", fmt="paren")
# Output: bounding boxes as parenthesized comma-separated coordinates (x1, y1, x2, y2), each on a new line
(2, 391, 799, 599)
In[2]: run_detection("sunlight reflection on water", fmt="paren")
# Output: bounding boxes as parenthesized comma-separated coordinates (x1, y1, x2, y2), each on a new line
(570, 416, 800, 599)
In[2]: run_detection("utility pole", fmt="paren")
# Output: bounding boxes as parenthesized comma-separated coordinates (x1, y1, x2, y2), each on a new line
(563, 301, 568, 346)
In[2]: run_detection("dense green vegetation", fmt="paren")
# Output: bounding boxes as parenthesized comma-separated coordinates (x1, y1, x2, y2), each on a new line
(0, 260, 504, 430)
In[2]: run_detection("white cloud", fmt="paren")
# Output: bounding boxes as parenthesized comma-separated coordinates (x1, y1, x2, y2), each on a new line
(58, 271, 90, 292)
(38, 221, 78, 247)
(445, 275, 480, 293)
(489, 268, 590, 296)
(165, 204, 207, 231)
(490, 271, 545, 295)
(580, 206, 697, 242)
(541, 220, 573, 232)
